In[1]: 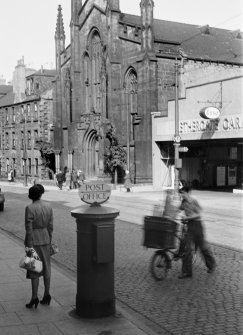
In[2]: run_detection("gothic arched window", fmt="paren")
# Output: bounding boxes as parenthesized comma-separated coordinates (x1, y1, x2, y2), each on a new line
(83, 53, 91, 112)
(125, 69, 138, 142)
(90, 31, 102, 113)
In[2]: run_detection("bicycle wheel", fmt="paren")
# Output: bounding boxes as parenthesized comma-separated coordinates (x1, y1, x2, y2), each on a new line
(150, 250, 169, 281)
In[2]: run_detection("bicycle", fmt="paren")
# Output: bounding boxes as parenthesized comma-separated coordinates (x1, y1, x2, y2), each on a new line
(143, 216, 197, 281)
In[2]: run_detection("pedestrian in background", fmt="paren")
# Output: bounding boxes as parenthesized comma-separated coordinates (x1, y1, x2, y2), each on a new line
(56, 170, 65, 190)
(8, 169, 14, 182)
(65, 169, 71, 190)
(77, 170, 85, 186)
(124, 170, 132, 192)
(24, 184, 53, 309)
(178, 186, 216, 279)
(71, 169, 78, 189)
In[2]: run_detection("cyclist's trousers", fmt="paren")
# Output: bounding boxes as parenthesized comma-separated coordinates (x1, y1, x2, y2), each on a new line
(182, 220, 215, 275)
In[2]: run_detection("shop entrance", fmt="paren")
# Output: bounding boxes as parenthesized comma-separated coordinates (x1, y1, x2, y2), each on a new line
(160, 139, 241, 189)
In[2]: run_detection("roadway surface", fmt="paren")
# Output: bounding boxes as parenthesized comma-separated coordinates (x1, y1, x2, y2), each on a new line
(0, 183, 242, 335)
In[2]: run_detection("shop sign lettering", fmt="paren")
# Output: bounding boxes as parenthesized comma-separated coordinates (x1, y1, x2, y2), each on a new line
(79, 180, 111, 205)
(179, 116, 241, 134)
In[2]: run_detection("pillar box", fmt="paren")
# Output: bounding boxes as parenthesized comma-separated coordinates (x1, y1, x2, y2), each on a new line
(71, 180, 119, 318)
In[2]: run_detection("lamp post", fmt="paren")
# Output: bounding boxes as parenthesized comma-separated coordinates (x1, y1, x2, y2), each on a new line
(126, 91, 130, 172)
(173, 59, 181, 194)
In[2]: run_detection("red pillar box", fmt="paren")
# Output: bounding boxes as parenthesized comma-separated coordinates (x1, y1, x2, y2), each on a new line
(71, 180, 119, 318)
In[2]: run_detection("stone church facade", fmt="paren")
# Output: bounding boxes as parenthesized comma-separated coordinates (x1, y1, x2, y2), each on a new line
(54, 0, 242, 184)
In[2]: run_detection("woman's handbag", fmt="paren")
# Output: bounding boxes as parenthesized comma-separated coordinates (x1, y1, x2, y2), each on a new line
(19, 248, 43, 273)
(50, 243, 59, 256)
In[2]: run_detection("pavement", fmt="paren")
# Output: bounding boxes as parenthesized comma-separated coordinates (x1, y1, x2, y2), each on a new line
(0, 180, 162, 335)
(0, 180, 242, 335)
(0, 228, 156, 335)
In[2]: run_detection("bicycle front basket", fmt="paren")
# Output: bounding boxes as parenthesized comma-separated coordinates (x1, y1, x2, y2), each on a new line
(143, 216, 177, 249)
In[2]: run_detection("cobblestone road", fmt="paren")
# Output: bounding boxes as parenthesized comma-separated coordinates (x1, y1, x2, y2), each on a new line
(0, 188, 242, 335)
(115, 220, 243, 335)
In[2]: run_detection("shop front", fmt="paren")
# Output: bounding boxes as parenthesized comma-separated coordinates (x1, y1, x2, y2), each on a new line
(152, 76, 243, 190)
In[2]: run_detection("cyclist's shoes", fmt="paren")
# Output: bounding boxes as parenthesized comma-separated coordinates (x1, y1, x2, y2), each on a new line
(174, 252, 184, 260)
(178, 273, 192, 279)
(207, 263, 217, 273)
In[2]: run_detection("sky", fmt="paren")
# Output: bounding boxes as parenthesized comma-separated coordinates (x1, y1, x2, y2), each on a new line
(0, 0, 243, 83)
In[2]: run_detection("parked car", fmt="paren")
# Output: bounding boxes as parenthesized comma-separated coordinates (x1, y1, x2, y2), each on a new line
(0, 188, 5, 211)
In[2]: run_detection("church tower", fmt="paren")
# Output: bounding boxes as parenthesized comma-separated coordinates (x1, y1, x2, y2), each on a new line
(54, 5, 66, 169)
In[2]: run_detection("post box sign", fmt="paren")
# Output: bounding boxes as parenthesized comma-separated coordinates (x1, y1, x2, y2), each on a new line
(199, 106, 221, 119)
(79, 180, 111, 205)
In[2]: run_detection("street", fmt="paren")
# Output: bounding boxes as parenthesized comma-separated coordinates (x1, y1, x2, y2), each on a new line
(0, 185, 242, 334)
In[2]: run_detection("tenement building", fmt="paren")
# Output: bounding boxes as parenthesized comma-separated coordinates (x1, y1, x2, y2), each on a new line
(0, 58, 56, 180)
(54, 0, 243, 187)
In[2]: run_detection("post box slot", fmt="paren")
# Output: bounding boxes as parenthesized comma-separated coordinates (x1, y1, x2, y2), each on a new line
(93, 225, 114, 263)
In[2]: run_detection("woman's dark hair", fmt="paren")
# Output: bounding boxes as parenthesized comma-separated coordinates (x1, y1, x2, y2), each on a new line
(28, 184, 45, 201)
(179, 185, 191, 193)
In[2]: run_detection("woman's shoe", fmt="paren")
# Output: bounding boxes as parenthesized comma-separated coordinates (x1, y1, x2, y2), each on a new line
(40, 294, 51, 305)
(26, 298, 39, 309)
(178, 273, 192, 279)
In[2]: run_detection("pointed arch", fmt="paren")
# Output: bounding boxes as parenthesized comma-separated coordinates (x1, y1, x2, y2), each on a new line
(82, 129, 99, 178)
(84, 28, 103, 114)
(124, 67, 138, 142)
(123, 67, 138, 179)
(83, 51, 91, 112)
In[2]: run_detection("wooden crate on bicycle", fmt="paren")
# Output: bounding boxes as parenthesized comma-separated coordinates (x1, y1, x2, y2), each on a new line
(143, 216, 177, 249)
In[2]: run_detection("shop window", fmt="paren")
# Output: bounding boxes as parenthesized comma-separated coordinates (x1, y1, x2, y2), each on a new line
(229, 147, 237, 160)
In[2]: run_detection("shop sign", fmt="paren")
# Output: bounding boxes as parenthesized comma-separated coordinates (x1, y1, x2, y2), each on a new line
(79, 180, 111, 205)
(200, 106, 221, 119)
(179, 115, 241, 134)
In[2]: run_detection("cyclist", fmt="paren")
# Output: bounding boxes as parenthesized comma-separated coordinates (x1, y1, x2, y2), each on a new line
(178, 186, 216, 279)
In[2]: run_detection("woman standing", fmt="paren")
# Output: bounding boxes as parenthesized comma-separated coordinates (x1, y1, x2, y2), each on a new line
(24, 184, 53, 309)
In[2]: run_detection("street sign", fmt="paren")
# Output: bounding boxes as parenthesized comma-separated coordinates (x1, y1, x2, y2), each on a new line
(78, 180, 111, 205)
(179, 147, 189, 152)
